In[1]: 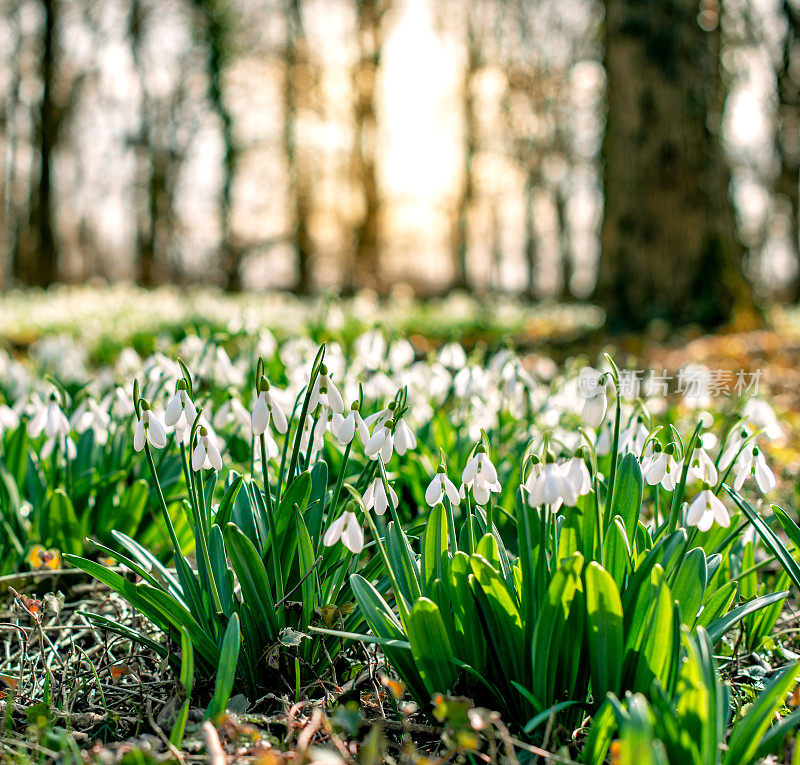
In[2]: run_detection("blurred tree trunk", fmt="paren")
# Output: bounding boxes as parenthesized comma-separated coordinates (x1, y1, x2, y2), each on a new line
(15, 0, 59, 286)
(349, 0, 387, 293)
(522, 171, 538, 298)
(597, 0, 755, 330)
(555, 179, 572, 301)
(452, 1, 478, 292)
(193, 0, 239, 291)
(284, 0, 313, 294)
(778, 0, 800, 302)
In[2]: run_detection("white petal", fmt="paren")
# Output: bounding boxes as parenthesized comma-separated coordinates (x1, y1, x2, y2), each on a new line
(444, 477, 461, 505)
(709, 493, 730, 528)
(686, 493, 707, 527)
(364, 429, 386, 457)
(327, 380, 344, 414)
(323, 514, 346, 547)
(133, 420, 145, 452)
(251, 393, 269, 435)
(462, 457, 478, 485)
(342, 514, 364, 554)
(270, 396, 288, 434)
(582, 394, 606, 428)
(207, 439, 223, 470)
(425, 476, 443, 507)
(164, 395, 183, 427)
(338, 412, 356, 445)
(192, 442, 206, 471)
(147, 416, 167, 448)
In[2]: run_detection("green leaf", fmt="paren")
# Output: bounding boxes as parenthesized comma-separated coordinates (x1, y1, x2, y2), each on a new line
(406, 598, 458, 697)
(609, 453, 643, 543)
(204, 613, 241, 721)
(706, 590, 788, 645)
(531, 553, 584, 711)
(170, 626, 194, 746)
(294, 509, 316, 631)
(723, 487, 800, 593)
(604, 516, 632, 589)
(585, 562, 623, 702)
(214, 473, 244, 529)
(422, 503, 449, 595)
(224, 523, 278, 640)
(670, 547, 707, 626)
(46, 489, 82, 555)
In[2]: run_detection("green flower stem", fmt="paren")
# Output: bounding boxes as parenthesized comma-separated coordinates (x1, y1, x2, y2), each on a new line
(363, 508, 410, 623)
(604, 380, 622, 528)
(144, 441, 222, 615)
(260, 432, 285, 613)
(667, 420, 704, 534)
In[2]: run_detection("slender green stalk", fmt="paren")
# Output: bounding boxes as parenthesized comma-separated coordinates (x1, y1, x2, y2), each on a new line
(260, 432, 285, 612)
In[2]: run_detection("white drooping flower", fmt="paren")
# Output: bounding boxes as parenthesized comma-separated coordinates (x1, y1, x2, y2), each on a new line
(70, 398, 112, 444)
(425, 467, 461, 507)
(213, 394, 251, 437)
(309, 364, 344, 414)
(365, 423, 394, 462)
(41, 434, 76, 460)
(733, 446, 777, 494)
(462, 449, 501, 505)
(192, 426, 223, 471)
(362, 476, 399, 516)
(577, 367, 608, 428)
(742, 399, 783, 440)
(642, 446, 683, 490)
(0, 404, 20, 438)
(686, 488, 730, 532)
(525, 458, 571, 510)
(719, 424, 751, 470)
(688, 447, 718, 485)
(562, 453, 592, 503)
(437, 342, 467, 370)
(251, 379, 288, 436)
(393, 418, 417, 455)
(323, 510, 364, 554)
(133, 403, 167, 451)
(332, 403, 369, 447)
(619, 417, 649, 455)
(29, 395, 70, 440)
(164, 383, 198, 430)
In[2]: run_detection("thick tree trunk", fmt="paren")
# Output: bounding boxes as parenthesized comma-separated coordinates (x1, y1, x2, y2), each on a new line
(16, 0, 59, 286)
(597, 0, 755, 330)
(555, 180, 572, 301)
(778, 0, 800, 302)
(193, 0, 239, 290)
(285, 0, 313, 294)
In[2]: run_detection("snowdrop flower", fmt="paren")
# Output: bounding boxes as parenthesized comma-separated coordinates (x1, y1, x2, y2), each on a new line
(688, 448, 718, 485)
(642, 444, 683, 489)
(364, 401, 395, 429)
(192, 426, 223, 471)
(686, 486, 730, 532)
(365, 422, 394, 461)
(393, 418, 417, 455)
(743, 399, 783, 440)
(71, 398, 111, 444)
(251, 377, 288, 435)
(42, 434, 76, 460)
(133, 402, 167, 451)
(255, 430, 280, 462)
(29, 394, 70, 440)
(619, 416, 649, 455)
(719, 425, 751, 470)
(213, 394, 251, 436)
(425, 466, 461, 507)
(362, 476, 399, 516)
(733, 446, 776, 494)
(577, 367, 608, 428)
(309, 364, 344, 414)
(525, 456, 571, 510)
(462, 447, 501, 505)
(323, 511, 364, 554)
(164, 381, 198, 430)
(332, 401, 369, 446)
(438, 342, 467, 370)
(0, 403, 20, 437)
(562, 451, 592, 502)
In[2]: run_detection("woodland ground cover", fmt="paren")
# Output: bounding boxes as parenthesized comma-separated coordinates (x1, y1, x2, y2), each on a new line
(0, 289, 799, 763)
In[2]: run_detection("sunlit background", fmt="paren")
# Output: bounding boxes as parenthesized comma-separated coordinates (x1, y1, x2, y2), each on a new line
(0, 0, 797, 302)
